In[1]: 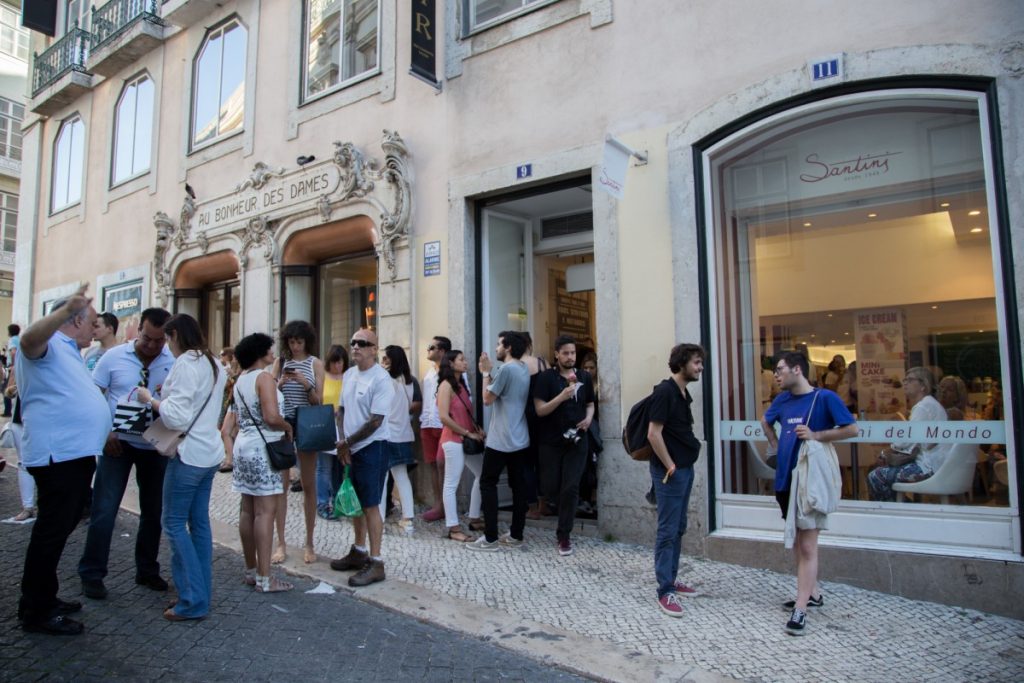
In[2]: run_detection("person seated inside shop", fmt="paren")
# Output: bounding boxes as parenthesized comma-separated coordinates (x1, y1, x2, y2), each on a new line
(938, 375, 970, 421)
(867, 367, 951, 501)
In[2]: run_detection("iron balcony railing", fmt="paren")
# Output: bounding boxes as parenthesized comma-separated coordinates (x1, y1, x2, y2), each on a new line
(32, 25, 92, 97)
(91, 0, 163, 50)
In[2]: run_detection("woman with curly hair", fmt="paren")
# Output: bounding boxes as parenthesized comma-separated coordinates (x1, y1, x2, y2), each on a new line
(272, 320, 325, 564)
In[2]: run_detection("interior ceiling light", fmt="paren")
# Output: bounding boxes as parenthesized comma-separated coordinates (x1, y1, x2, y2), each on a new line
(968, 210, 981, 216)
(970, 227, 984, 233)
(867, 213, 878, 218)
(826, 313, 833, 318)
(803, 222, 812, 227)
(830, 339, 836, 343)
(844, 332, 850, 336)
(940, 202, 950, 208)
(931, 305, 939, 309)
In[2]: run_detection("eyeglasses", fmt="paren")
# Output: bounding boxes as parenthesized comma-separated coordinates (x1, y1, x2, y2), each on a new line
(773, 366, 789, 375)
(350, 339, 375, 348)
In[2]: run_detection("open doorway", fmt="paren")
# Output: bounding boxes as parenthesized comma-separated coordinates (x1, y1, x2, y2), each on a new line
(477, 177, 601, 519)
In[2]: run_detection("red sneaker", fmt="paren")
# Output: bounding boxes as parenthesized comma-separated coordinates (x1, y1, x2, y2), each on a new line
(673, 581, 698, 597)
(421, 508, 444, 522)
(658, 593, 684, 617)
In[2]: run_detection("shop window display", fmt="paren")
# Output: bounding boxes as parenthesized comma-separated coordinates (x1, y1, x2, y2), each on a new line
(707, 93, 1013, 518)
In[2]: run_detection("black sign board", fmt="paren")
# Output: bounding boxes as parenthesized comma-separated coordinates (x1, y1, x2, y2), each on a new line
(410, 0, 440, 89)
(23, 0, 58, 36)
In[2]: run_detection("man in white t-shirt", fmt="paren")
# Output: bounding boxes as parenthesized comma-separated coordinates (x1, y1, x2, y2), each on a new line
(330, 328, 394, 587)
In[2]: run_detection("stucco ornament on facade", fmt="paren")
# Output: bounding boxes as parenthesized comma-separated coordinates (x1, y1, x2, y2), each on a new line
(151, 130, 412, 304)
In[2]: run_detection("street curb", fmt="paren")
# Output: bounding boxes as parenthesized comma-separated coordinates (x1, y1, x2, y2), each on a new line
(119, 496, 731, 683)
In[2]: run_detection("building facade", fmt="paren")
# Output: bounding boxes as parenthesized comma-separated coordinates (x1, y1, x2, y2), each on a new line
(0, 0, 27, 331)
(14, 0, 1024, 616)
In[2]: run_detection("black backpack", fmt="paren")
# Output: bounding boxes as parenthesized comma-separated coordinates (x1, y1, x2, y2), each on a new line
(621, 380, 670, 461)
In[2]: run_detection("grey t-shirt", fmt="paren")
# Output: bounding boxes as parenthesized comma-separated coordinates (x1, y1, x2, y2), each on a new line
(485, 360, 530, 452)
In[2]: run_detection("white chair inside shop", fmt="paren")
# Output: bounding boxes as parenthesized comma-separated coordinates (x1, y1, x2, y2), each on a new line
(892, 443, 979, 504)
(746, 442, 776, 494)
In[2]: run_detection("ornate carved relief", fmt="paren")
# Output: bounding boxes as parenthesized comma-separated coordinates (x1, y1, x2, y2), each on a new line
(154, 131, 412, 290)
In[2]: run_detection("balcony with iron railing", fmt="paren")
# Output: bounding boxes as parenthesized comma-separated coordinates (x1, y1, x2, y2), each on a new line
(30, 25, 93, 116)
(88, 0, 165, 77)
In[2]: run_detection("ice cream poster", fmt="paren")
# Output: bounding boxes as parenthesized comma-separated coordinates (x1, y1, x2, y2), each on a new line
(854, 308, 908, 418)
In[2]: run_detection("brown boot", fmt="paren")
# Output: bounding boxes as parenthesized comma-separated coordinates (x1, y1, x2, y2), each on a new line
(348, 559, 385, 587)
(329, 545, 369, 572)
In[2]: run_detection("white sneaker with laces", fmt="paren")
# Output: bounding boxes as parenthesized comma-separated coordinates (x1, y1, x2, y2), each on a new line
(466, 536, 500, 552)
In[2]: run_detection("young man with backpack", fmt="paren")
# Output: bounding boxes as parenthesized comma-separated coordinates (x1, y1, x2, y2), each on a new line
(645, 343, 704, 617)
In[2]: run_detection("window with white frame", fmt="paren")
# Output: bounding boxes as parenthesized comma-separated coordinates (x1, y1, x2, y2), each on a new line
(0, 96, 23, 161)
(0, 191, 17, 254)
(112, 75, 154, 184)
(303, 0, 379, 100)
(191, 18, 246, 149)
(51, 115, 85, 212)
(463, 0, 553, 34)
(0, 4, 29, 60)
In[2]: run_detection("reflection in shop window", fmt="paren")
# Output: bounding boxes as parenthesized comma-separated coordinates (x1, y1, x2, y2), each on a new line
(319, 255, 377, 356)
(709, 94, 1011, 509)
(303, 0, 379, 101)
(464, 0, 552, 34)
(112, 75, 154, 184)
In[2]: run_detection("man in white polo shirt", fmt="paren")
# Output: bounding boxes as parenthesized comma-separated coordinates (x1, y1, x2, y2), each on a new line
(16, 285, 109, 635)
(78, 308, 174, 600)
(330, 328, 394, 587)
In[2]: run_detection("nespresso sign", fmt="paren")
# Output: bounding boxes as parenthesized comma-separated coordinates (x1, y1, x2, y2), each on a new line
(410, 0, 439, 88)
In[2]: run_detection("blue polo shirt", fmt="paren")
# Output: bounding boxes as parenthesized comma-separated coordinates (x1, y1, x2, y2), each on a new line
(92, 341, 174, 449)
(15, 331, 110, 466)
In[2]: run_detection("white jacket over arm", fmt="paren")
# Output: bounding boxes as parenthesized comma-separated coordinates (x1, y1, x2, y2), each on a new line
(159, 351, 227, 468)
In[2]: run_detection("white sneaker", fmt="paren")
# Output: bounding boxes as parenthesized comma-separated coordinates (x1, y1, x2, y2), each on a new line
(499, 532, 523, 547)
(399, 519, 415, 536)
(466, 536, 500, 552)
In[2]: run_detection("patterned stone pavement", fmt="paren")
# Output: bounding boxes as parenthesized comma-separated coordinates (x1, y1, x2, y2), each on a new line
(204, 468, 1024, 683)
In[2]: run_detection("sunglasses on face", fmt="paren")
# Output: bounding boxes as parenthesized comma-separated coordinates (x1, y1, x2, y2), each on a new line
(350, 339, 374, 348)
(427, 344, 437, 351)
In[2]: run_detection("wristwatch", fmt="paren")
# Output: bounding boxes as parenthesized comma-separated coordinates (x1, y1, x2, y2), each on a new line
(482, 372, 491, 380)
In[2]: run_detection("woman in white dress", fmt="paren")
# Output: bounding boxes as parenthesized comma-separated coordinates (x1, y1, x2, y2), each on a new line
(225, 333, 294, 592)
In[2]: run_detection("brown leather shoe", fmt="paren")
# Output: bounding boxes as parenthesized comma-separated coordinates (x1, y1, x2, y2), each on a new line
(330, 545, 369, 572)
(348, 559, 385, 587)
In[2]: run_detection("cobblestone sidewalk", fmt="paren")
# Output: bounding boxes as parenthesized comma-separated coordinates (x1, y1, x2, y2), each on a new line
(0, 467, 588, 682)
(205, 470, 1024, 683)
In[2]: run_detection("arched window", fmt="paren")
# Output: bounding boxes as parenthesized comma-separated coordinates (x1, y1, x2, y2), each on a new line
(112, 74, 154, 184)
(51, 115, 85, 212)
(192, 18, 246, 148)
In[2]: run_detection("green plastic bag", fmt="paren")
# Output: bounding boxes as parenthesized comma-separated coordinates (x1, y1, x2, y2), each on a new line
(334, 466, 363, 518)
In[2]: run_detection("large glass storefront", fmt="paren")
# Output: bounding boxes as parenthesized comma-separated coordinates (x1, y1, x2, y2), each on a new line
(703, 90, 1018, 555)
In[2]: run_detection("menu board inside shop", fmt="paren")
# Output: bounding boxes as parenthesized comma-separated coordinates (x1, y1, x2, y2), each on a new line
(554, 274, 593, 347)
(854, 308, 908, 419)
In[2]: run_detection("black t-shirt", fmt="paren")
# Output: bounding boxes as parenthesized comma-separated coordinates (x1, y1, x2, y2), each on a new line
(533, 367, 595, 446)
(647, 378, 700, 468)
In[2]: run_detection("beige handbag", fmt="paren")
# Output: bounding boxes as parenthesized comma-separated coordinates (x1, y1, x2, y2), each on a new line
(142, 389, 215, 457)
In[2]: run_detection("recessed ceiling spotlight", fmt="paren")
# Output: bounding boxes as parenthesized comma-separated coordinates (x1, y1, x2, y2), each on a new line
(844, 332, 849, 336)
(830, 339, 836, 344)
(970, 227, 984, 233)
(810, 334, 816, 338)
(867, 212, 878, 218)
(940, 202, 950, 208)
(827, 313, 833, 318)
(931, 305, 939, 309)
(978, 329, 984, 333)
(968, 210, 981, 216)
(803, 222, 812, 227)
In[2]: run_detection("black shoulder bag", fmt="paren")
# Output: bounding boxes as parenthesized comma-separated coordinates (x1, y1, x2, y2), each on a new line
(236, 386, 296, 471)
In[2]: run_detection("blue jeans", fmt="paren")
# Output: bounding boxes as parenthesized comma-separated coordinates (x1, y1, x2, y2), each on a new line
(161, 457, 218, 618)
(650, 460, 695, 598)
(79, 443, 167, 581)
(316, 451, 342, 511)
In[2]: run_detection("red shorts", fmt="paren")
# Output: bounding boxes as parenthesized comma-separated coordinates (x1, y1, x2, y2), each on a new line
(420, 427, 443, 464)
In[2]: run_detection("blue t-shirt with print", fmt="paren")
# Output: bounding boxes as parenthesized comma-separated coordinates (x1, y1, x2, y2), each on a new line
(764, 388, 854, 492)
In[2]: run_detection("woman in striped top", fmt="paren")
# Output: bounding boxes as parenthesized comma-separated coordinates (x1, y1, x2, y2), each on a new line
(272, 320, 325, 564)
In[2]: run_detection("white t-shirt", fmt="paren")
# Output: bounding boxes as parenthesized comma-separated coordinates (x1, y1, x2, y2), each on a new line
(420, 366, 441, 429)
(387, 378, 416, 443)
(341, 363, 394, 453)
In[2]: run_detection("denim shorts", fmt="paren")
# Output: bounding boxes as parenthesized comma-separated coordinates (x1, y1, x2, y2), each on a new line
(385, 441, 416, 468)
(349, 440, 388, 508)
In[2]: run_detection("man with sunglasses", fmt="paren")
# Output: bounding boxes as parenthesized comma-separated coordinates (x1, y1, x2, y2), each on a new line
(330, 329, 394, 587)
(78, 308, 174, 600)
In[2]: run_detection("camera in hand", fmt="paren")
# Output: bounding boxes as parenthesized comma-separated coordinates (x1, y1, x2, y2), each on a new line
(562, 427, 583, 446)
